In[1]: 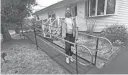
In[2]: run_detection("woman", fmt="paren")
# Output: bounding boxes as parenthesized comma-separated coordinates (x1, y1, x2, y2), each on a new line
(62, 8, 76, 63)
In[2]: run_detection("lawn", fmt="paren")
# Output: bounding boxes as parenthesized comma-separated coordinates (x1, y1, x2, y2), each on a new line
(1, 33, 67, 74)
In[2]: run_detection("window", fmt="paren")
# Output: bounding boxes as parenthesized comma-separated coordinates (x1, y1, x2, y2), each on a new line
(70, 5, 77, 17)
(52, 13, 56, 19)
(48, 12, 52, 18)
(97, 0, 105, 15)
(90, 0, 96, 16)
(89, 0, 116, 17)
(74, 5, 77, 16)
(48, 11, 56, 19)
(106, 0, 116, 14)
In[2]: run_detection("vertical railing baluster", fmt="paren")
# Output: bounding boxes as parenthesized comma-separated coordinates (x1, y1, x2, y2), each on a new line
(75, 43, 78, 74)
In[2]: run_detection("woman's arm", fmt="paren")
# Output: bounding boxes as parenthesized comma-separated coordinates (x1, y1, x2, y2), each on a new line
(72, 18, 76, 37)
(61, 20, 67, 38)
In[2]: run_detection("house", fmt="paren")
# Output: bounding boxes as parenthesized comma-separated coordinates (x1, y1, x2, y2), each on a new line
(33, 0, 128, 32)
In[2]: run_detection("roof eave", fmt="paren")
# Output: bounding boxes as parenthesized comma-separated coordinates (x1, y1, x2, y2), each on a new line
(33, 0, 86, 16)
(33, 0, 63, 15)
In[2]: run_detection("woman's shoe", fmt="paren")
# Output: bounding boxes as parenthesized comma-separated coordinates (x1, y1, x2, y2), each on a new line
(66, 56, 70, 63)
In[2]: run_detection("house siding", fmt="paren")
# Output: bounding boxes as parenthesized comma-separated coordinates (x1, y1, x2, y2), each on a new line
(36, 0, 128, 32)
(86, 0, 128, 32)
(38, 7, 66, 22)
(39, 12, 48, 21)
(54, 7, 66, 18)
(76, 0, 128, 32)
(76, 1, 87, 31)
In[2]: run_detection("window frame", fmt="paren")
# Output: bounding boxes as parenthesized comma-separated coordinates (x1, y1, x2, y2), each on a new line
(88, 0, 117, 17)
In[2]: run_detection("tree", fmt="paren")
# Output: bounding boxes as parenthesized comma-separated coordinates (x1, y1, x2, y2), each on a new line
(1, 0, 36, 41)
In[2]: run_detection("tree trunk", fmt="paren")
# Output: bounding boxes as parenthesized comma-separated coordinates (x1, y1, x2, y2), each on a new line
(1, 24, 12, 41)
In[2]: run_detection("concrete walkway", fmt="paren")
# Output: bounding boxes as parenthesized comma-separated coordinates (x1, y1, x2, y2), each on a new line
(88, 40, 128, 74)
(23, 32, 96, 74)
(97, 45, 128, 74)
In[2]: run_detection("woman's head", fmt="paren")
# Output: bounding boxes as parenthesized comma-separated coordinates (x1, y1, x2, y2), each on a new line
(65, 8, 72, 18)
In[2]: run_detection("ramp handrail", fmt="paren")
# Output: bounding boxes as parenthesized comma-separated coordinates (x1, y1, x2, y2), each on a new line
(41, 17, 113, 58)
(27, 17, 114, 74)
(37, 17, 113, 61)
(38, 27, 94, 66)
(42, 18, 113, 54)
(78, 32, 113, 54)
(36, 24, 94, 62)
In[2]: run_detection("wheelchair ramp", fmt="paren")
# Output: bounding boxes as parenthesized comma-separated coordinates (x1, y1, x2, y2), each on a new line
(23, 32, 98, 74)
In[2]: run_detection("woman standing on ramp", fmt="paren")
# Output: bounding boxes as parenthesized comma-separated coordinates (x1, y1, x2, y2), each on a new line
(62, 8, 76, 64)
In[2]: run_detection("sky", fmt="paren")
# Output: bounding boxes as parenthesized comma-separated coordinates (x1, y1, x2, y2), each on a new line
(32, 0, 63, 12)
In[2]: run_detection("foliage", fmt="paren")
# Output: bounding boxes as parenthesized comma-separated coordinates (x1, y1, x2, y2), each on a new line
(1, 0, 36, 41)
(86, 20, 97, 34)
(1, 0, 36, 24)
(22, 18, 33, 30)
(86, 20, 97, 39)
(102, 24, 128, 43)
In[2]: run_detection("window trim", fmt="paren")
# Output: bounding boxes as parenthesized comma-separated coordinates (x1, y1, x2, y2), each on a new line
(95, 0, 98, 16)
(37, 15, 40, 21)
(88, 0, 117, 17)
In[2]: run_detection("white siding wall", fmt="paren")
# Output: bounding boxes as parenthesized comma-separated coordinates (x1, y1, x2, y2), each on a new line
(39, 12, 48, 21)
(86, 0, 128, 32)
(38, 0, 128, 32)
(76, 1, 87, 31)
(76, 0, 128, 32)
(54, 7, 66, 18)
(38, 7, 66, 21)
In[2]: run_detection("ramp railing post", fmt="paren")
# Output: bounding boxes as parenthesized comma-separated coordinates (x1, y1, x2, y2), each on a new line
(49, 18, 52, 38)
(34, 25, 38, 50)
(95, 38, 99, 65)
(42, 24, 45, 37)
(75, 43, 78, 74)
(20, 22, 25, 39)
(75, 27, 78, 74)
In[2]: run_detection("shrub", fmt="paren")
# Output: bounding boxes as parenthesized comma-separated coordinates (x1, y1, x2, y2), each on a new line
(86, 20, 97, 39)
(86, 20, 97, 34)
(102, 24, 128, 43)
(22, 24, 31, 30)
